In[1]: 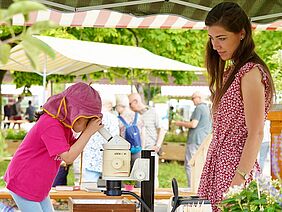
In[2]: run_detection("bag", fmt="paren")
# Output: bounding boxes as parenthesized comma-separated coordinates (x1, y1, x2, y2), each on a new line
(118, 113, 142, 154)
(10, 104, 17, 116)
(52, 164, 70, 187)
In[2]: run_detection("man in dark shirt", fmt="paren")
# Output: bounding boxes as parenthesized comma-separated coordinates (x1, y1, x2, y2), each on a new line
(3, 104, 12, 128)
(25, 100, 36, 122)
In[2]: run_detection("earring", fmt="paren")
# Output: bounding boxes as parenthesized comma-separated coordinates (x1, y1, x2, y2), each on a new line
(240, 37, 244, 40)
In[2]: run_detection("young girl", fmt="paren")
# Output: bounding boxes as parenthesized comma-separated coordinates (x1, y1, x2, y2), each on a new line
(4, 82, 103, 212)
(198, 2, 275, 211)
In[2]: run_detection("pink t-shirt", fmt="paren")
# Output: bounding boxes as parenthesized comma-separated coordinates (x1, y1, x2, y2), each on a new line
(4, 114, 76, 201)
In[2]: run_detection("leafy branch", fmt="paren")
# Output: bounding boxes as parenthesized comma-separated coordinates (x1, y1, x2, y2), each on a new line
(0, 0, 56, 69)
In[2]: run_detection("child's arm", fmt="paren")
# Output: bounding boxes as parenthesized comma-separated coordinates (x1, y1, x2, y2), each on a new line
(60, 118, 103, 164)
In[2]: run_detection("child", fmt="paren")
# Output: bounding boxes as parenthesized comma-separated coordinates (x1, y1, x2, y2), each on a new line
(4, 82, 103, 212)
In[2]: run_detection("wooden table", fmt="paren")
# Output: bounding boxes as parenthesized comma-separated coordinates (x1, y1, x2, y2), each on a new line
(69, 198, 136, 212)
(0, 188, 193, 200)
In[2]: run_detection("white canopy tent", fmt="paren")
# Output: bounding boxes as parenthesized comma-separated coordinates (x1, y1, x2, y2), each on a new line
(1, 36, 204, 75)
(0, 36, 204, 103)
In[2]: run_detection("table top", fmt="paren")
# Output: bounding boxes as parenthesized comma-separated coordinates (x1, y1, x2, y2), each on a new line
(0, 187, 194, 200)
(3, 120, 28, 124)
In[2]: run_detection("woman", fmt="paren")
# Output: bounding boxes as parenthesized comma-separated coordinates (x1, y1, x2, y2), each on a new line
(198, 2, 275, 211)
(4, 82, 103, 211)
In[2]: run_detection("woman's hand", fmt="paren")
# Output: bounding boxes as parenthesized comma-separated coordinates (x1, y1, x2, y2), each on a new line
(230, 172, 245, 187)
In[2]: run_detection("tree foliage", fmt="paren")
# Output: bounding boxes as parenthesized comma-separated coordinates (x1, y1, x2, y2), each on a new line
(253, 31, 282, 97)
(0, 0, 56, 68)
(66, 28, 205, 85)
(2, 16, 281, 98)
(8, 28, 78, 88)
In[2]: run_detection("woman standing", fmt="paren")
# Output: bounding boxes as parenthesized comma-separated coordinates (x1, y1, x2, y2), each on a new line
(198, 2, 275, 211)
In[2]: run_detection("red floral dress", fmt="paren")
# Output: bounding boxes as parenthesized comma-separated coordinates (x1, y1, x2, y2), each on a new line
(198, 62, 272, 211)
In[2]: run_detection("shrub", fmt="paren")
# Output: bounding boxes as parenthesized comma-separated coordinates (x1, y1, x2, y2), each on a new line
(164, 132, 186, 143)
(3, 129, 27, 140)
(122, 180, 136, 185)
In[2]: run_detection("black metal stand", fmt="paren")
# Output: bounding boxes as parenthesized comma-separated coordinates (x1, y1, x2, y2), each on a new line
(141, 150, 155, 212)
(104, 150, 155, 212)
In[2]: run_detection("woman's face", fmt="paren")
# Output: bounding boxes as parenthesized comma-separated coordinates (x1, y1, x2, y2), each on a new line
(73, 117, 89, 133)
(208, 25, 243, 61)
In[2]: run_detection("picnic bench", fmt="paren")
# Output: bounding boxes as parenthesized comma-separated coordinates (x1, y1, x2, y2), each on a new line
(3, 120, 29, 129)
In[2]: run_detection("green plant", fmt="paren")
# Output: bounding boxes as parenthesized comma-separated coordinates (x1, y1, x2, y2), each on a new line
(219, 177, 282, 211)
(0, 0, 56, 68)
(123, 180, 136, 185)
(164, 132, 186, 143)
(3, 129, 27, 140)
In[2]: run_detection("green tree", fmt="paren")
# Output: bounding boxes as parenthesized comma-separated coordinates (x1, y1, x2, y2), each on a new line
(253, 31, 282, 99)
(0, 0, 55, 127)
(66, 28, 206, 100)
(11, 28, 78, 90)
(6, 24, 282, 103)
(67, 28, 204, 85)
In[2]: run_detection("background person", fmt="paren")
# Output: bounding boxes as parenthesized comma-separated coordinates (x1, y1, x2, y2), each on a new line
(174, 91, 211, 188)
(116, 94, 145, 188)
(80, 94, 119, 187)
(12, 96, 23, 120)
(4, 82, 103, 212)
(3, 104, 12, 129)
(25, 100, 36, 122)
(197, 2, 275, 211)
(128, 93, 167, 188)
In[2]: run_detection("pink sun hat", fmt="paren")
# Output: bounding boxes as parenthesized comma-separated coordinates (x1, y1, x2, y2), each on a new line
(42, 82, 102, 128)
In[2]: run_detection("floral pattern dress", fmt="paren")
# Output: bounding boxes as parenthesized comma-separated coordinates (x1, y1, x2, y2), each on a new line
(83, 111, 120, 173)
(198, 62, 272, 211)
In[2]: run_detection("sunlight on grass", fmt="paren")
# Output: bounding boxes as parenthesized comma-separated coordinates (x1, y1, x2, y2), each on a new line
(0, 161, 9, 187)
(159, 161, 186, 188)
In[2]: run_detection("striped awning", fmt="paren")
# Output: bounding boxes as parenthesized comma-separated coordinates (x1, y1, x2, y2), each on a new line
(1, 0, 281, 30)
(1, 1, 281, 23)
(12, 9, 282, 30)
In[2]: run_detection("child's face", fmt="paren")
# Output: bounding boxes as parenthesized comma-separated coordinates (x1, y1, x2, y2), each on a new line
(73, 117, 90, 133)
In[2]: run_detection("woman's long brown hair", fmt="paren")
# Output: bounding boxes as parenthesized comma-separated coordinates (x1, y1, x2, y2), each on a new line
(205, 2, 274, 113)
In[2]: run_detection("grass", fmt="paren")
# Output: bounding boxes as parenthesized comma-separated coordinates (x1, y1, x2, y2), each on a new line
(0, 160, 186, 188)
(0, 161, 9, 187)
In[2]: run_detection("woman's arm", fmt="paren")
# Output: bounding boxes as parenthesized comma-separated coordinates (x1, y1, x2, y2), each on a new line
(231, 67, 265, 186)
(60, 118, 103, 164)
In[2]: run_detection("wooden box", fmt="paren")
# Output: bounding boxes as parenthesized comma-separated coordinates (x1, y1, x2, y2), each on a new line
(160, 142, 186, 161)
(267, 108, 282, 179)
(68, 198, 136, 212)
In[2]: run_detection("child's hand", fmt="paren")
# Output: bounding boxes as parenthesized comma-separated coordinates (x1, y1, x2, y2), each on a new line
(85, 118, 103, 135)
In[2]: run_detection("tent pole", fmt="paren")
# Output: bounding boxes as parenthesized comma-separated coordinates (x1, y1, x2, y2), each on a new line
(42, 55, 47, 105)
